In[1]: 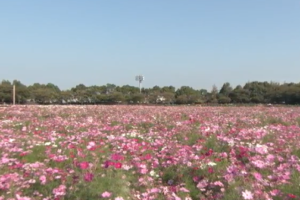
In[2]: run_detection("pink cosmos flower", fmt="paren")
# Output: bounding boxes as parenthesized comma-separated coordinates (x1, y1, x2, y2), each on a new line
(197, 179, 208, 190)
(79, 161, 89, 169)
(270, 189, 280, 196)
(255, 144, 268, 154)
(251, 160, 266, 169)
(87, 141, 96, 150)
(213, 181, 224, 187)
(16, 194, 31, 200)
(266, 154, 275, 162)
(139, 163, 148, 174)
(1, 157, 10, 164)
(150, 188, 160, 193)
(140, 168, 148, 174)
(242, 190, 253, 200)
(53, 185, 66, 197)
(122, 164, 131, 170)
(101, 191, 111, 198)
(172, 193, 181, 200)
(179, 187, 190, 192)
(253, 172, 262, 181)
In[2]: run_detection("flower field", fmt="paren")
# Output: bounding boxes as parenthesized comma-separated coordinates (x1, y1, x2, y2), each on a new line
(1, 105, 300, 200)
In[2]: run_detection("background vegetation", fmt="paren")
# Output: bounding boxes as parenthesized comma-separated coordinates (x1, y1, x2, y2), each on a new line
(1, 80, 300, 105)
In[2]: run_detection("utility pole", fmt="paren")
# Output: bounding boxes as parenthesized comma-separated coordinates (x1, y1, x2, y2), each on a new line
(13, 85, 16, 105)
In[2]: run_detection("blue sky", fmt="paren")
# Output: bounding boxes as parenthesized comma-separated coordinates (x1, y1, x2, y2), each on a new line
(0, 0, 299, 90)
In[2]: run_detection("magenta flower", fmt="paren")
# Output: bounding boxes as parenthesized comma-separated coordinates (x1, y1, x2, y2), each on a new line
(287, 193, 297, 198)
(83, 173, 94, 182)
(79, 161, 89, 169)
(111, 153, 124, 161)
(114, 162, 122, 169)
(104, 160, 115, 168)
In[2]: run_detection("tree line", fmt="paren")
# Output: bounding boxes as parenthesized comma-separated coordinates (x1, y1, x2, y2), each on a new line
(0, 80, 300, 105)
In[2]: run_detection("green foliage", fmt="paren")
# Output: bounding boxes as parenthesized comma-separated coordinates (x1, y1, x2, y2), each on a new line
(22, 180, 62, 198)
(262, 132, 276, 144)
(138, 122, 154, 133)
(261, 116, 289, 126)
(296, 117, 300, 126)
(221, 189, 242, 200)
(65, 169, 135, 200)
(184, 175, 201, 199)
(204, 135, 220, 151)
(292, 148, 300, 159)
(274, 170, 300, 200)
(21, 145, 47, 163)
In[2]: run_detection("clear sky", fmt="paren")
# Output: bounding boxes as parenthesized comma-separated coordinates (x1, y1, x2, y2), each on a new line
(1, 0, 299, 91)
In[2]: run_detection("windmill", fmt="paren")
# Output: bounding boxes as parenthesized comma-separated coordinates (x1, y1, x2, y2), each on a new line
(135, 75, 144, 93)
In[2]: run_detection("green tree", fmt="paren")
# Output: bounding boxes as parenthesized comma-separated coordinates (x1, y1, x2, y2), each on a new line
(0, 80, 12, 103)
(219, 82, 232, 96)
(60, 90, 73, 104)
(217, 94, 231, 104)
(175, 86, 200, 104)
(161, 91, 175, 104)
(108, 92, 125, 103)
(207, 85, 218, 103)
(71, 84, 91, 104)
(229, 85, 250, 103)
(130, 93, 144, 104)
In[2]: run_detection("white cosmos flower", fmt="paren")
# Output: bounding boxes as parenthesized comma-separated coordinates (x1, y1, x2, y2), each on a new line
(228, 140, 235, 147)
(149, 170, 155, 176)
(207, 162, 217, 166)
(44, 142, 51, 146)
